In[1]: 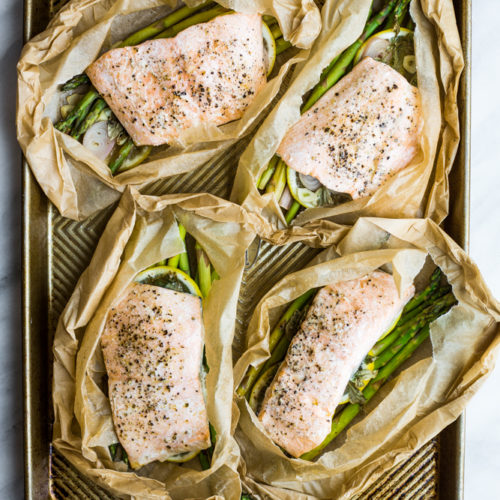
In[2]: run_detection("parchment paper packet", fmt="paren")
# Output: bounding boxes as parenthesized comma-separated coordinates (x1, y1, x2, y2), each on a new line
(52, 188, 256, 499)
(231, 0, 464, 243)
(233, 217, 500, 500)
(17, 0, 321, 221)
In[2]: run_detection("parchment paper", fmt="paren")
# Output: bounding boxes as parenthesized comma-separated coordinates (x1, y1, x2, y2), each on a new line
(17, 0, 321, 221)
(231, 0, 464, 243)
(52, 188, 256, 499)
(233, 218, 500, 499)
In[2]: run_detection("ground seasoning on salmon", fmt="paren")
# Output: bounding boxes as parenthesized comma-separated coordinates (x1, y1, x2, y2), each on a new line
(101, 283, 210, 468)
(258, 271, 414, 458)
(277, 57, 422, 200)
(86, 13, 266, 146)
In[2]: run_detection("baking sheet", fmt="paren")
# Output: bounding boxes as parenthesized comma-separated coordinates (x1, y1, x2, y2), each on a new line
(22, 0, 471, 498)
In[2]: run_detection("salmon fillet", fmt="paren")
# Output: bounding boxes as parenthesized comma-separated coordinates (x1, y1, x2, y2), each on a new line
(86, 13, 266, 146)
(101, 283, 209, 469)
(258, 271, 414, 458)
(277, 57, 423, 199)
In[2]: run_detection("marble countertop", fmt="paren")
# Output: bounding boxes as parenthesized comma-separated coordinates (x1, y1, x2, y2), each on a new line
(1, 0, 498, 498)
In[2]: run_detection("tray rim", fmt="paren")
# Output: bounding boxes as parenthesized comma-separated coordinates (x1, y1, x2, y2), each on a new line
(22, 0, 471, 498)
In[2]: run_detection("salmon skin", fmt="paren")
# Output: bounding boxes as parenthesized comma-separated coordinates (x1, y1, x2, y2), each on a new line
(258, 271, 414, 458)
(86, 13, 266, 146)
(277, 57, 423, 199)
(101, 283, 209, 469)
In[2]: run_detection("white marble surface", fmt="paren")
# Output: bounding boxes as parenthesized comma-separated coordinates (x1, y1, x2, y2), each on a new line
(0, 0, 498, 498)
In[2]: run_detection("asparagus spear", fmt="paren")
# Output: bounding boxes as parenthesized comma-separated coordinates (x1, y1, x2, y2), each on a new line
(167, 223, 187, 269)
(196, 242, 213, 299)
(154, 5, 227, 39)
(265, 159, 287, 200)
(301, 323, 433, 461)
(258, 156, 279, 190)
(402, 268, 442, 313)
(237, 288, 316, 397)
(302, 0, 399, 112)
(61, 73, 90, 91)
(384, 0, 411, 30)
(370, 291, 457, 357)
(72, 98, 107, 139)
(285, 200, 301, 224)
(179, 251, 191, 276)
(55, 88, 99, 133)
(119, 2, 214, 47)
(109, 138, 134, 174)
(275, 37, 292, 56)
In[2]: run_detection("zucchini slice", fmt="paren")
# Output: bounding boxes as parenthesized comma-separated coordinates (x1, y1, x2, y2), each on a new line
(286, 166, 322, 208)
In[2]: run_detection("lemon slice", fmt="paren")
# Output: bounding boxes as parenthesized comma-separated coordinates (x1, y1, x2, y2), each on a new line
(165, 449, 201, 463)
(377, 311, 402, 342)
(354, 28, 413, 65)
(116, 145, 152, 173)
(262, 21, 277, 77)
(135, 265, 202, 297)
(286, 166, 322, 208)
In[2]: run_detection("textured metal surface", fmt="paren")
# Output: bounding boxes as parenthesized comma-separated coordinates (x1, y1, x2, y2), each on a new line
(23, 0, 471, 498)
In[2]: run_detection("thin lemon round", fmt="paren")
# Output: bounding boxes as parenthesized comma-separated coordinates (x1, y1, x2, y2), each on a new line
(354, 28, 413, 65)
(286, 166, 322, 208)
(116, 145, 152, 173)
(165, 449, 201, 463)
(135, 265, 202, 297)
(262, 21, 277, 77)
(377, 311, 402, 342)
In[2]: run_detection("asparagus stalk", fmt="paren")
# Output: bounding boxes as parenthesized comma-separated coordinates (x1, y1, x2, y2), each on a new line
(199, 422, 217, 470)
(155, 5, 227, 39)
(237, 288, 316, 397)
(119, 2, 214, 47)
(285, 200, 301, 224)
(302, 0, 399, 112)
(370, 291, 457, 357)
(109, 138, 134, 174)
(167, 223, 187, 269)
(179, 252, 191, 276)
(72, 98, 107, 139)
(402, 268, 442, 313)
(399, 285, 451, 325)
(258, 156, 279, 190)
(373, 292, 456, 370)
(55, 88, 99, 133)
(196, 242, 212, 299)
(301, 323, 433, 461)
(265, 159, 287, 200)
(384, 0, 411, 30)
(275, 38, 292, 56)
(270, 24, 282, 40)
(61, 73, 90, 91)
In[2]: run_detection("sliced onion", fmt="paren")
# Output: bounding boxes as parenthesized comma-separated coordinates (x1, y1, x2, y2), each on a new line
(299, 173, 321, 191)
(279, 185, 293, 210)
(83, 122, 116, 159)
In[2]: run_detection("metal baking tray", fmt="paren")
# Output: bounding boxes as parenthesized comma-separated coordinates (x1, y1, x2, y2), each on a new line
(22, 0, 471, 498)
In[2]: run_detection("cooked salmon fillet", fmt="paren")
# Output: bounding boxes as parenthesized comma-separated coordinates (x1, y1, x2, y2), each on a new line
(86, 13, 266, 146)
(277, 57, 423, 199)
(101, 283, 209, 469)
(258, 271, 414, 458)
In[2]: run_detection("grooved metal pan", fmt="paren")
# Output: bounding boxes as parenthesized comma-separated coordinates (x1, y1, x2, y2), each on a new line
(22, 0, 471, 498)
